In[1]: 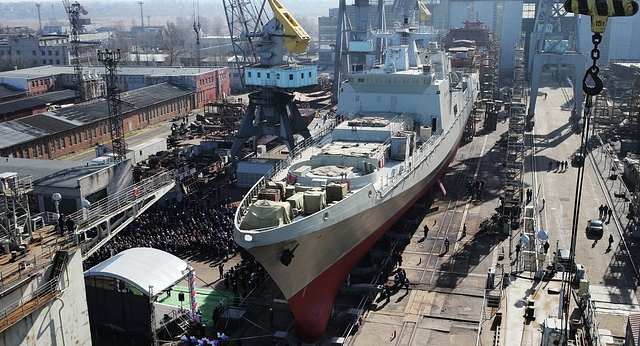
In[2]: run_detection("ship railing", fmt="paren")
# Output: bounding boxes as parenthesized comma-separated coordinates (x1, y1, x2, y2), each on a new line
(236, 111, 358, 227)
(0, 277, 59, 333)
(377, 127, 445, 197)
(0, 244, 57, 291)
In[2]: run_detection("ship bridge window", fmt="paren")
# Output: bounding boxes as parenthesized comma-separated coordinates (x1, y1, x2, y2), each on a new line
(358, 78, 365, 83)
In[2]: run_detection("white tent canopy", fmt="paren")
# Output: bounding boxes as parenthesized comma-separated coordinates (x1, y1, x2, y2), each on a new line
(84, 247, 190, 297)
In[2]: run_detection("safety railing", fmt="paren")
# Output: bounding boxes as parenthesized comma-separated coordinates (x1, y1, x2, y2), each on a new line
(0, 278, 59, 333)
(0, 245, 57, 291)
(66, 170, 175, 233)
(235, 110, 357, 227)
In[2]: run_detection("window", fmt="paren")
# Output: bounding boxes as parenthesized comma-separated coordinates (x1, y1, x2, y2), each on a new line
(308, 72, 312, 77)
(16, 50, 20, 55)
(49, 60, 53, 64)
(48, 50, 52, 56)
(523, 3, 536, 18)
(301, 73, 304, 79)
(56, 60, 60, 64)
(257, 72, 261, 78)
(32, 50, 36, 56)
(55, 51, 59, 56)
(41, 50, 45, 55)
(42, 59, 46, 64)
(248, 71, 252, 77)
(267, 73, 270, 78)
(289, 74, 293, 80)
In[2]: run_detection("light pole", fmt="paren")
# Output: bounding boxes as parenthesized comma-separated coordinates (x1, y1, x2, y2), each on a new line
(52, 193, 62, 235)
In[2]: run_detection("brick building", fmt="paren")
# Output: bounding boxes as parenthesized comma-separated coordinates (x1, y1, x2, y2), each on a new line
(0, 89, 75, 123)
(0, 83, 194, 159)
(0, 65, 231, 121)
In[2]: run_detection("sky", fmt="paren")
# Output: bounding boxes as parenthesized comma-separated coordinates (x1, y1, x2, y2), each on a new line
(0, 0, 335, 28)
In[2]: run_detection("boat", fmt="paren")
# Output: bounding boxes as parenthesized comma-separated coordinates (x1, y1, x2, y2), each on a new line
(233, 27, 480, 343)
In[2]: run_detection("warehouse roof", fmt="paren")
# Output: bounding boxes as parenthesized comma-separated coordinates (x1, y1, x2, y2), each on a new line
(0, 83, 27, 99)
(0, 89, 75, 115)
(0, 65, 224, 80)
(0, 83, 192, 149)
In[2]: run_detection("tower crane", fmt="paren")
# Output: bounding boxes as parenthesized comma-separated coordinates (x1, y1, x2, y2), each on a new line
(62, 0, 86, 103)
(35, 3, 43, 33)
(224, 0, 315, 163)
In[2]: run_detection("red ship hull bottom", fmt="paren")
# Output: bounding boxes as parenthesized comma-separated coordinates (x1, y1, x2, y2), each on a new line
(288, 147, 459, 343)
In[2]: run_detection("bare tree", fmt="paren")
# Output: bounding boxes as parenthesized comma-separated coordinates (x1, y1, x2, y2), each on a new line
(0, 56, 36, 72)
(157, 21, 186, 66)
(107, 21, 132, 65)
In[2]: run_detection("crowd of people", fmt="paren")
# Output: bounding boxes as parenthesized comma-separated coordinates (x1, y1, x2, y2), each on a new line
(83, 197, 240, 271)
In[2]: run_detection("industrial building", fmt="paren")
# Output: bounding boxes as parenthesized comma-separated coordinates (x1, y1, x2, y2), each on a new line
(0, 83, 193, 160)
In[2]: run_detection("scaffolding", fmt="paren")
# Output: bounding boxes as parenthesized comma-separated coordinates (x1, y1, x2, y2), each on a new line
(0, 172, 34, 245)
(503, 33, 533, 269)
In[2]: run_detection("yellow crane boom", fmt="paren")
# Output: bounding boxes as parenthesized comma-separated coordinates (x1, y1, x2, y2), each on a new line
(268, 0, 310, 53)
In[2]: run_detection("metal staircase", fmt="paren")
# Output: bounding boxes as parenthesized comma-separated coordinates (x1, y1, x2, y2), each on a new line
(54, 171, 175, 259)
(49, 251, 68, 282)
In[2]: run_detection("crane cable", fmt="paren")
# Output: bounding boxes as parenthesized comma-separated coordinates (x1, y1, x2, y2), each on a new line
(560, 0, 638, 342)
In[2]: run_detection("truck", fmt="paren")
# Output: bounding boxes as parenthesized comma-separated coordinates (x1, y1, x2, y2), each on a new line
(90, 155, 115, 165)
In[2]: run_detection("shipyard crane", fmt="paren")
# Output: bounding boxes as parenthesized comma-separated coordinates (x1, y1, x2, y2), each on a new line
(62, 0, 86, 103)
(35, 3, 43, 33)
(527, 0, 584, 122)
(224, 0, 315, 163)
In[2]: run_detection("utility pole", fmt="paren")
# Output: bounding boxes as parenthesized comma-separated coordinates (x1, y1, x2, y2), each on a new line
(138, 1, 144, 28)
(35, 3, 43, 33)
(97, 49, 126, 163)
